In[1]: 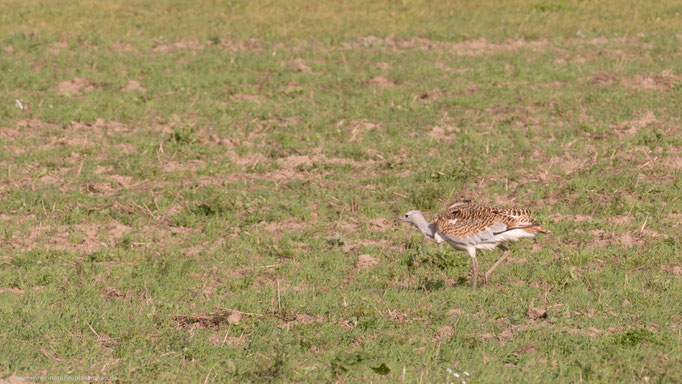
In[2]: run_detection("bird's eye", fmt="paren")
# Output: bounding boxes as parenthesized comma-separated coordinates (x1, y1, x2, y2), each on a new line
(405, 214, 408, 217)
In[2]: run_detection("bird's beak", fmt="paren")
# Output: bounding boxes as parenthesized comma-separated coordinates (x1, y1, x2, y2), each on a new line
(395, 216, 406, 223)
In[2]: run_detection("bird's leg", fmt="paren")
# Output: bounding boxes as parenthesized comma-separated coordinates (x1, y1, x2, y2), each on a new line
(484, 245, 509, 284)
(466, 247, 478, 290)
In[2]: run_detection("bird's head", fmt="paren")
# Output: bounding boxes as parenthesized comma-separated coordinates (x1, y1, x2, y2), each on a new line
(396, 210, 423, 226)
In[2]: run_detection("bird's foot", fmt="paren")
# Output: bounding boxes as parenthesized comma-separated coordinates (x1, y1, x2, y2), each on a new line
(483, 272, 492, 285)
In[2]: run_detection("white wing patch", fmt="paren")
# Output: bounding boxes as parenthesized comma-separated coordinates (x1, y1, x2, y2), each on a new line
(434, 231, 445, 244)
(490, 228, 535, 243)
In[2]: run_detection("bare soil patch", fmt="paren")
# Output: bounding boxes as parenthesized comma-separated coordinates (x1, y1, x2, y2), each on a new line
(175, 308, 261, 331)
(58, 78, 95, 95)
(427, 125, 458, 140)
(12, 221, 130, 252)
(526, 304, 548, 320)
(589, 72, 617, 86)
(285, 58, 320, 74)
(549, 213, 594, 223)
(356, 254, 378, 269)
(437, 325, 454, 340)
(345, 120, 382, 142)
(112, 41, 138, 54)
(46, 41, 68, 55)
(70, 118, 132, 134)
(623, 71, 681, 91)
(124, 80, 146, 93)
(369, 76, 396, 89)
(368, 218, 392, 231)
(376, 37, 549, 56)
(153, 39, 206, 54)
(661, 264, 681, 277)
(418, 89, 444, 103)
(161, 159, 205, 173)
(259, 218, 309, 234)
(588, 70, 681, 91)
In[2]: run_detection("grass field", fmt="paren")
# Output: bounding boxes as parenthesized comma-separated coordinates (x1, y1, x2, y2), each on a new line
(1, 1, 681, 382)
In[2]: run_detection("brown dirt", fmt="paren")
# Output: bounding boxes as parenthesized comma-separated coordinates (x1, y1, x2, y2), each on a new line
(563, 326, 611, 338)
(661, 264, 681, 277)
(218, 168, 314, 184)
(112, 41, 138, 54)
(607, 216, 632, 226)
(368, 218, 392, 231)
(114, 143, 137, 155)
(662, 154, 682, 170)
(58, 77, 95, 95)
(526, 304, 547, 320)
(623, 71, 681, 91)
(102, 287, 126, 299)
(589, 70, 681, 91)
(161, 159, 205, 173)
(175, 309, 254, 330)
(437, 325, 454, 340)
(589, 72, 617, 86)
(287, 58, 320, 74)
(369, 76, 396, 89)
(617, 111, 658, 136)
(46, 41, 68, 55)
(375, 62, 392, 70)
(12, 221, 129, 252)
(10, 221, 208, 254)
(124, 80, 146, 93)
(385, 308, 411, 325)
(70, 118, 132, 134)
(418, 89, 444, 102)
(259, 218, 309, 234)
(109, 174, 133, 186)
(427, 125, 457, 140)
(446, 308, 464, 317)
(549, 213, 594, 223)
(0, 287, 24, 294)
(380, 37, 549, 56)
(346, 120, 382, 142)
(153, 39, 206, 54)
(356, 254, 378, 269)
(277, 155, 314, 169)
(294, 313, 324, 324)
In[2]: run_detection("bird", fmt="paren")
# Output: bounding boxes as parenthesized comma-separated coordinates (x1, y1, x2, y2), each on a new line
(397, 199, 548, 289)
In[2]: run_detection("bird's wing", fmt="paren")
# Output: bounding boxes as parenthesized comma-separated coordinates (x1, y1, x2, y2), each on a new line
(435, 202, 547, 245)
(435, 204, 512, 245)
(492, 207, 548, 233)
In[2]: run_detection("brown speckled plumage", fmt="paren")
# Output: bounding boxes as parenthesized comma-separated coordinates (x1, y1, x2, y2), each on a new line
(398, 199, 548, 289)
(435, 200, 548, 239)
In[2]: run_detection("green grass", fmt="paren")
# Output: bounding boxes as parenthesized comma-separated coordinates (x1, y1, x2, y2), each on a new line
(1, 0, 681, 382)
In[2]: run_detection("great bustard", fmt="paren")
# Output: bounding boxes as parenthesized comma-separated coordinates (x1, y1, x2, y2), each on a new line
(397, 200, 548, 289)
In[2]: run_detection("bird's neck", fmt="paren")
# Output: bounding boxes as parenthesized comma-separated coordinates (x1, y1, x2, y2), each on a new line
(413, 213, 437, 239)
